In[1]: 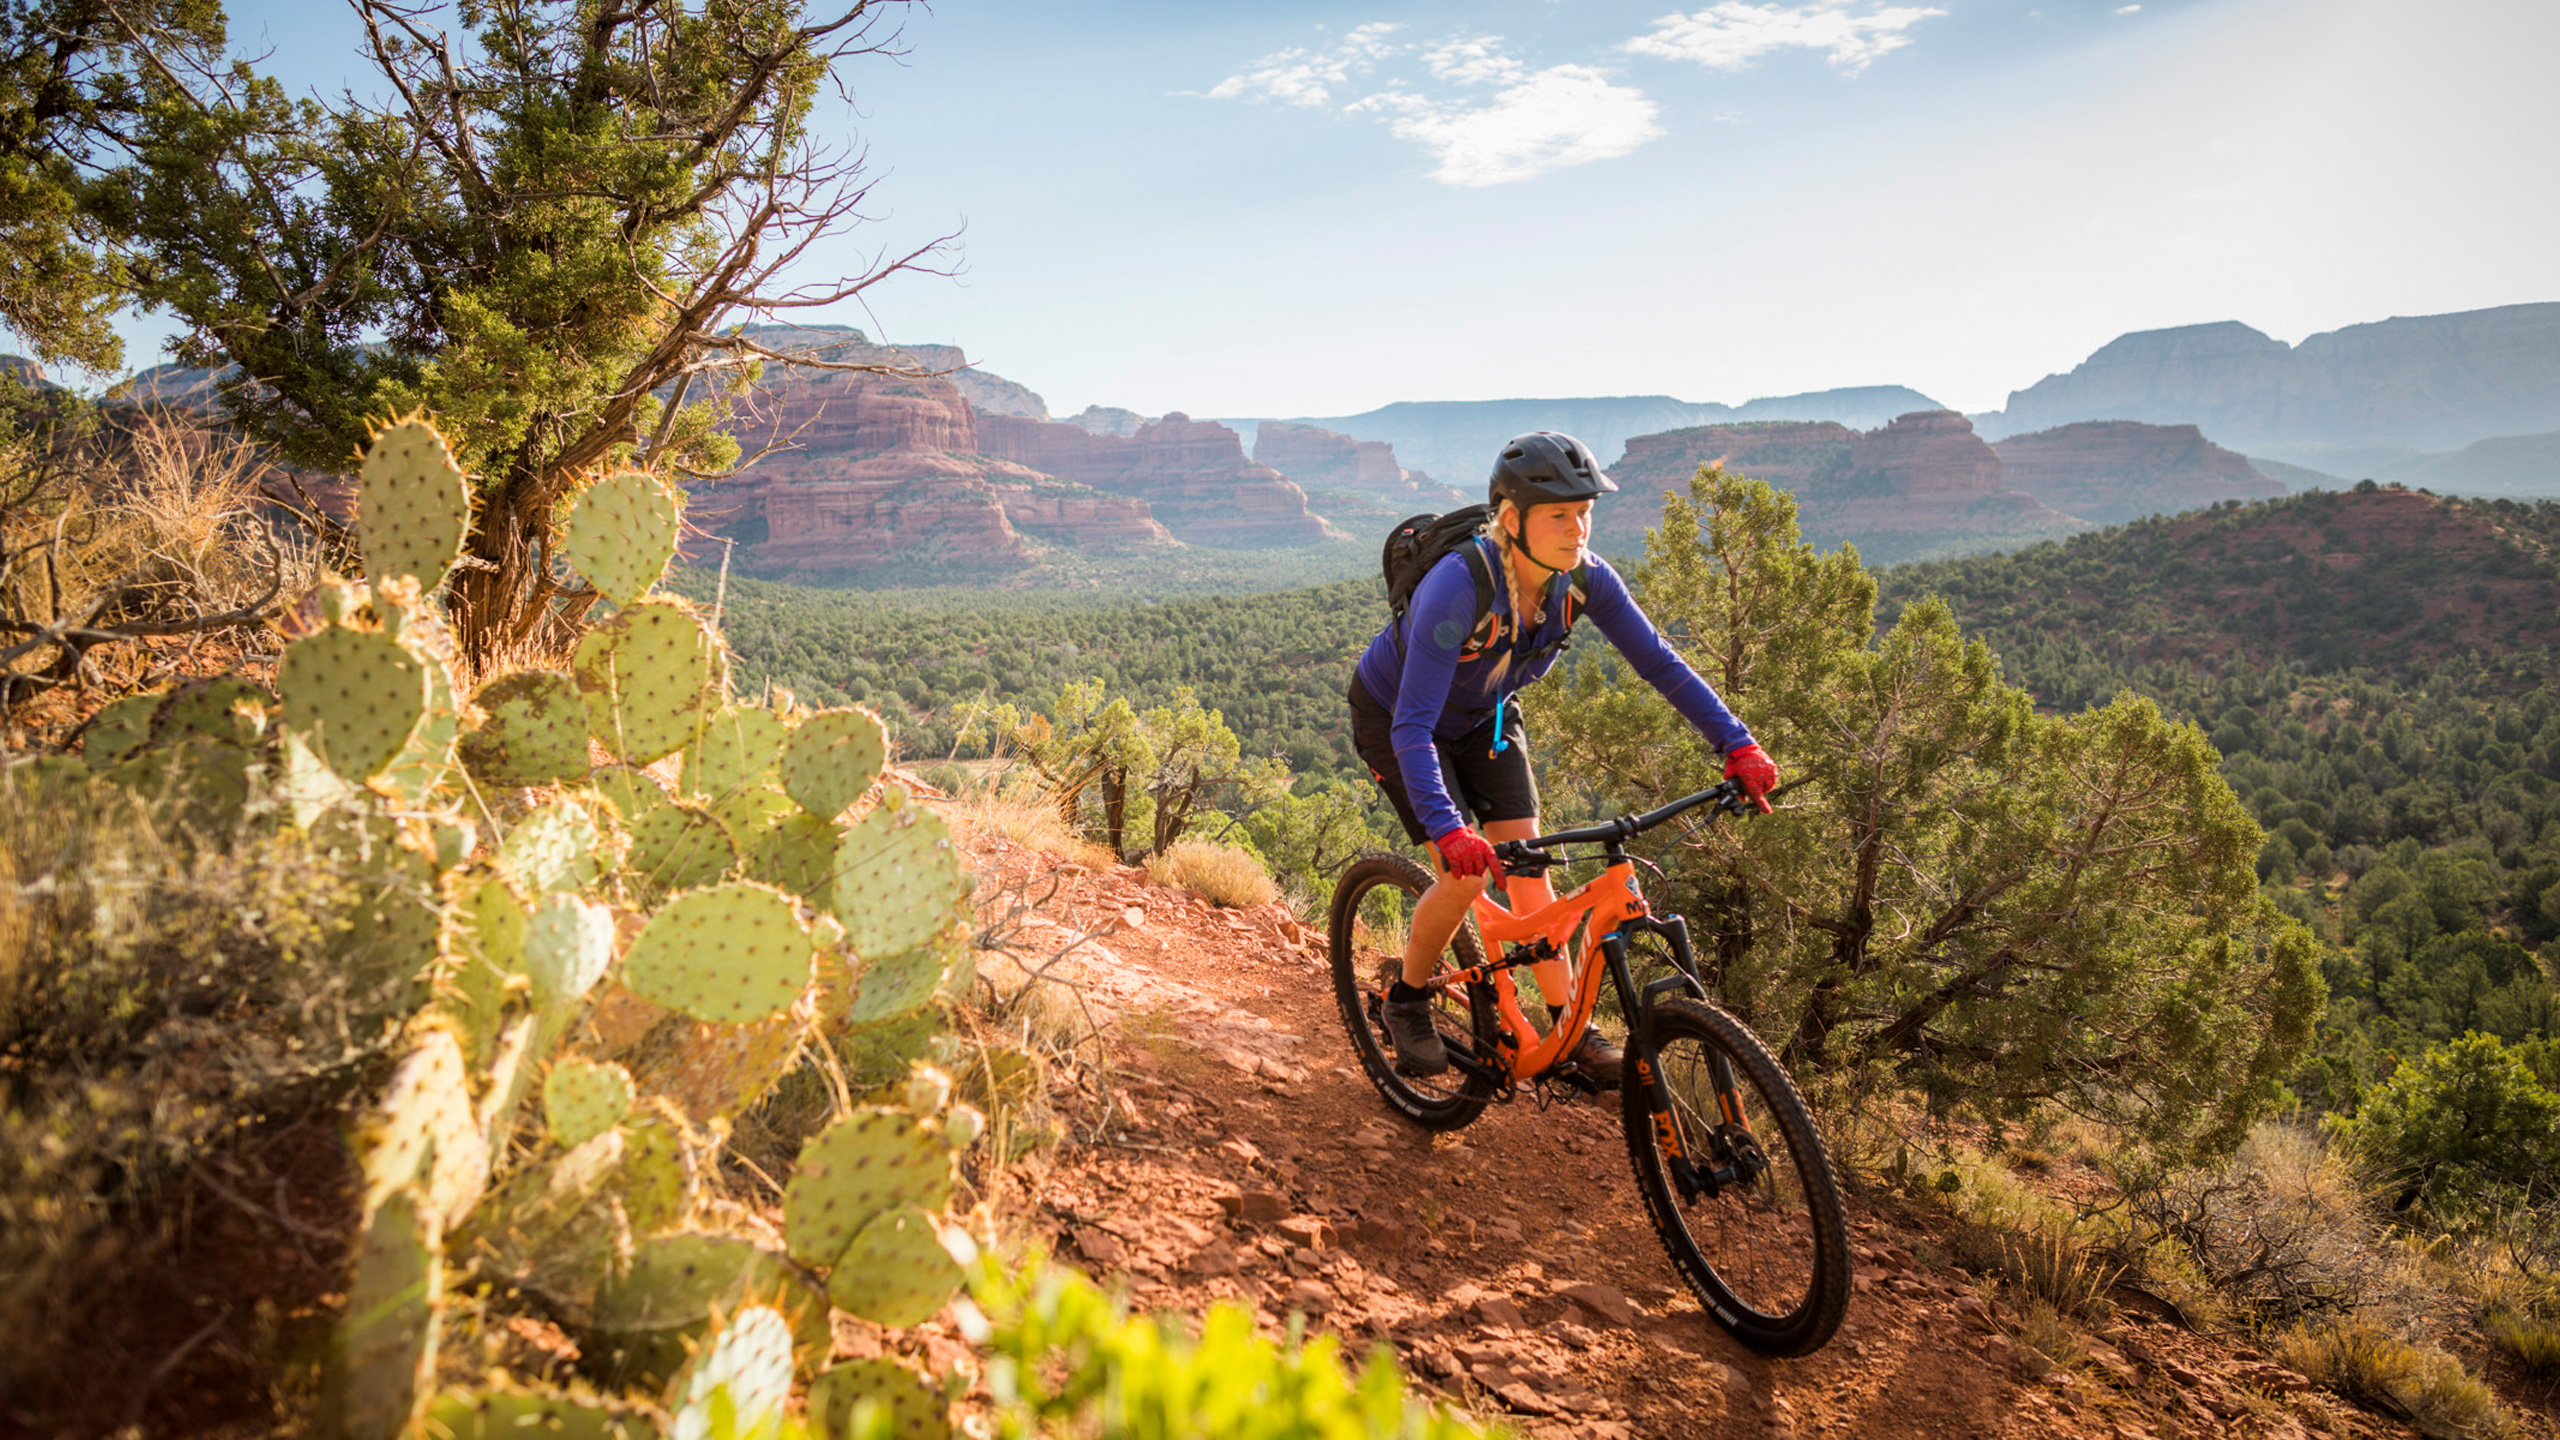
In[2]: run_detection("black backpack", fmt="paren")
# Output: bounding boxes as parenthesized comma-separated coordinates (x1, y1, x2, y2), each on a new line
(1381, 505, 1588, 664)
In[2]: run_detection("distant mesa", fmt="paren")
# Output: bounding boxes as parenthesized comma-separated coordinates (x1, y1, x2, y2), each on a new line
(1288, 385, 1947, 491)
(1062, 405, 1150, 437)
(1992, 421, 2284, 525)
(1976, 302, 2560, 456)
(1250, 421, 1450, 501)
(1609, 410, 2078, 564)
(979, 411, 1334, 548)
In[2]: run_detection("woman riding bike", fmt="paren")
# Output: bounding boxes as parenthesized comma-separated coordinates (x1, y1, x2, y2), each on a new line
(1348, 431, 1779, 1085)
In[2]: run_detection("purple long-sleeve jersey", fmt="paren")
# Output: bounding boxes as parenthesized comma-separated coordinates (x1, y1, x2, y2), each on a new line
(1352, 539, 1756, 840)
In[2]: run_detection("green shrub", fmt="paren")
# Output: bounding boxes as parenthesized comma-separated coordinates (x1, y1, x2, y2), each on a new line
(975, 1255, 1495, 1439)
(2329, 1033, 2560, 1221)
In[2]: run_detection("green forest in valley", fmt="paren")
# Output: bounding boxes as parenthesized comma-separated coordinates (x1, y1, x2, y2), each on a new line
(709, 482, 2560, 1122)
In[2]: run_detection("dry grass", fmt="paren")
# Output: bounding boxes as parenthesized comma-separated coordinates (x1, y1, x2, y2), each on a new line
(1144, 838, 1278, 908)
(947, 788, 1117, 870)
(2276, 1315, 2518, 1439)
(2484, 1307, 2560, 1378)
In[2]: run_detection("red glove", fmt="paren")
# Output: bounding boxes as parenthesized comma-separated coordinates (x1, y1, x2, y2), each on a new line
(1724, 743, 1778, 814)
(1432, 826, 1499, 878)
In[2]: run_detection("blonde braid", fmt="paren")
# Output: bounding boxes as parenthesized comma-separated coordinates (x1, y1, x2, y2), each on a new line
(1478, 501, 1545, 692)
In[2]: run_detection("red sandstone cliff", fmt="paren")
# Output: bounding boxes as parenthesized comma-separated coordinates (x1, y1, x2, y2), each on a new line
(1992, 421, 2286, 524)
(689, 367, 1170, 580)
(979, 412, 1334, 547)
(1606, 410, 2077, 562)
(1251, 420, 1443, 498)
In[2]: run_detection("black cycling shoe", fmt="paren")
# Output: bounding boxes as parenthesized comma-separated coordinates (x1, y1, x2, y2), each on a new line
(1565, 1028, 1624, 1089)
(1383, 989, 1450, 1077)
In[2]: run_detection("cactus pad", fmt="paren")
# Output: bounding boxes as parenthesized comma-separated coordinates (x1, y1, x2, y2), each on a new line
(587, 1234, 828, 1386)
(747, 812, 838, 908)
(672, 1305, 792, 1440)
(523, 893, 616, 1008)
(618, 1104, 695, 1236)
(461, 669, 590, 786)
(589, 764, 669, 822)
(826, 1206, 966, 1326)
(630, 802, 739, 896)
(832, 800, 969, 962)
(426, 1388, 656, 1440)
(846, 941, 950, 1026)
(332, 1191, 443, 1440)
(359, 415, 471, 593)
(684, 704, 786, 798)
(781, 1106, 954, 1270)
(781, 707, 887, 819)
(624, 1002, 809, 1124)
(811, 1359, 951, 1440)
(81, 691, 164, 769)
(711, 785, 795, 848)
(281, 626, 429, 780)
(377, 645, 460, 805)
(563, 470, 681, 607)
(153, 675, 272, 746)
(544, 1056, 635, 1148)
(574, 600, 718, 765)
(361, 1029, 489, 1230)
(498, 801, 605, 894)
(621, 882, 811, 1024)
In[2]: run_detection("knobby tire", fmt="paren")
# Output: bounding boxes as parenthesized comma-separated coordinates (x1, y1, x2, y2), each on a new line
(1624, 997, 1850, 1356)
(1328, 852, 1498, 1131)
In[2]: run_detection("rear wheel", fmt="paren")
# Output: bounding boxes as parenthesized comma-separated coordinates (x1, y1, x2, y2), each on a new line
(1623, 997, 1849, 1356)
(1328, 853, 1498, 1131)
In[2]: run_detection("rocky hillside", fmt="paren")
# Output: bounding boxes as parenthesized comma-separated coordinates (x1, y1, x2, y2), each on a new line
(1978, 303, 2560, 456)
(1992, 421, 2286, 524)
(1251, 421, 1452, 501)
(1608, 411, 2078, 564)
(979, 412, 1335, 548)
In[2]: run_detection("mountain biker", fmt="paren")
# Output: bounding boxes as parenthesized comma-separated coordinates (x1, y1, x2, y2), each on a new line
(1348, 431, 1778, 1086)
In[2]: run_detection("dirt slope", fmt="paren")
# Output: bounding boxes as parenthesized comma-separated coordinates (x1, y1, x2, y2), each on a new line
(965, 832, 2467, 1440)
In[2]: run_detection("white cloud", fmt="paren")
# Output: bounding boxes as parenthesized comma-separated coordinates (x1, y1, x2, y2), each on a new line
(1204, 23, 1406, 108)
(1354, 63, 1665, 187)
(1623, 1, 1948, 75)
(2115, 4, 2141, 12)
(1206, 29, 1661, 187)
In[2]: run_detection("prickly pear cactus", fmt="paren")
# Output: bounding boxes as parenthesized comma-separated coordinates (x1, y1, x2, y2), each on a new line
(747, 812, 839, 908)
(574, 599, 719, 766)
(563, 470, 682, 608)
(845, 941, 950, 1026)
(461, 669, 591, 786)
(499, 801, 607, 895)
(280, 625, 430, 780)
(832, 798, 969, 963)
(671, 1305, 794, 1440)
(360, 1028, 490, 1230)
(358, 414, 472, 593)
(810, 1358, 950, 1440)
(630, 803, 739, 896)
(586, 1233, 828, 1386)
(590, 764, 670, 822)
(621, 882, 811, 1024)
(619, 1101, 698, 1237)
(328, 1191, 443, 1440)
(153, 675, 272, 747)
(781, 1107, 955, 1271)
(825, 1206, 968, 1326)
(623, 1001, 810, 1125)
(685, 705, 787, 799)
(80, 690, 163, 768)
(523, 892, 616, 1009)
(711, 785, 795, 849)
(425, 1387, 657, 1440)
(781, 707, 887, 820)
(544, 1055, 636, 1147)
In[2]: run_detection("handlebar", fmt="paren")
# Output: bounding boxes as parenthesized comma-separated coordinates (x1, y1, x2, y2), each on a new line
(1492, 780, 1754, 873)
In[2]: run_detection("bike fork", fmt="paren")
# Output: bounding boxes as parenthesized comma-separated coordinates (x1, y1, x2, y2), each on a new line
(1608, 935, 1718, 1203)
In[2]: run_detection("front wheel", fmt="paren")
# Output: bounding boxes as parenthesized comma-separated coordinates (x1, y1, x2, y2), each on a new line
(1623, 997, 1850, 1356)
(1328, 853, 1498, 1131)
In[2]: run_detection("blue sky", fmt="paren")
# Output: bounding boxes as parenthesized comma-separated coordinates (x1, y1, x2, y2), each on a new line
(96, 0, 2560, 418)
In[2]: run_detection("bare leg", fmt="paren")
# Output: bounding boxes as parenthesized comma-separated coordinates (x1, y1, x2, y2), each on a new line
(1398, 817, 1567, 1006)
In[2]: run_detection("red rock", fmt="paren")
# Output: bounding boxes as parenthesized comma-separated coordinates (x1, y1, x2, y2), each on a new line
(1276, 1215, 1332, 1250)
(1552, 1281, 1638, 1329)
(1994, 420, 2285, 524)
(1253, 421, 1443, 497)
(1473, 1293, 1528, 1330)
(1285, 1278, 1334, 1314)
(1073, 1228, 1127, 1267)
(1495, 1381, 1560, 1416)
(981, 411, 1335, 546)
(1217, 1189, 1288, 1224)
(1606, 409, 2075, 561)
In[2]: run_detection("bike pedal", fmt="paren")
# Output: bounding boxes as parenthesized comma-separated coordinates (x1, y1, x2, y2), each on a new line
(1555, 1065, 1603, 1097)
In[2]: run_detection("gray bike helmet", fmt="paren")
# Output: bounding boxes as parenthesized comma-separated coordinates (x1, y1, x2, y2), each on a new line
(1487, 431, 1618, 510)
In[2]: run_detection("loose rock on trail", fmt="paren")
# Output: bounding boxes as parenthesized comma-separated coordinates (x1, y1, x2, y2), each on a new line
(964, 832, 2445, 1440)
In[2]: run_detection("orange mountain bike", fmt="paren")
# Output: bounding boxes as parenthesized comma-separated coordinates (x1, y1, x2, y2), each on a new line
(1328, 780, 1850, 1356)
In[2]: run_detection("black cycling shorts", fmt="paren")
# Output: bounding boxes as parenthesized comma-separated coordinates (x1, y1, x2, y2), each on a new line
(1348, 677, 1539, 846)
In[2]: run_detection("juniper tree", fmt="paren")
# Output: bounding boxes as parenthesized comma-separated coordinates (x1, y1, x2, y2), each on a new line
(31, 0, 946, 665)
(1535, 466, 2324, 1159)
